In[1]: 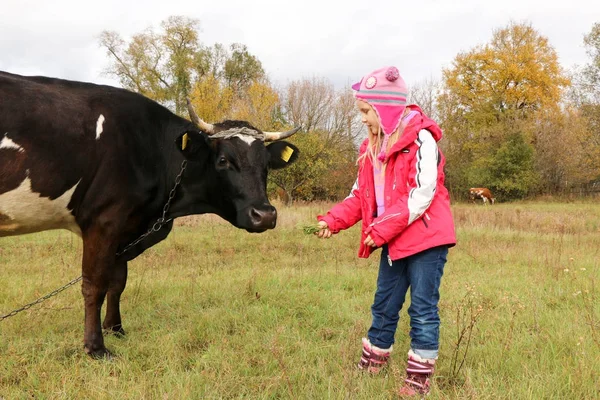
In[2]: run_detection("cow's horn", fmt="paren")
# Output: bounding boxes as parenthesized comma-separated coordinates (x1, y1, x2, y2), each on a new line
(186, 98, 215, 134)
(263, 127, 301, 142)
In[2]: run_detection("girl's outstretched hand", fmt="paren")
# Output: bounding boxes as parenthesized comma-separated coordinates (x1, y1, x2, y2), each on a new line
(315, 221, 332, 239)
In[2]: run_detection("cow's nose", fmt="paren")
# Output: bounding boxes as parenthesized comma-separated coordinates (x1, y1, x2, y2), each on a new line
(248, 206, 277, 229)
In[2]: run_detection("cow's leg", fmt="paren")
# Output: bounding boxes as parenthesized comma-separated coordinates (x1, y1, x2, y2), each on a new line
(482, 197, 488, 205)
(81, 227, 118, 358)
(103, 259, 128, 337)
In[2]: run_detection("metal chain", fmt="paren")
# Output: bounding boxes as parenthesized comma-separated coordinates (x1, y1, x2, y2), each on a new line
(0, 276, 82, 321)
(116, 160, 187, 256)
(0, 160, 188, 322)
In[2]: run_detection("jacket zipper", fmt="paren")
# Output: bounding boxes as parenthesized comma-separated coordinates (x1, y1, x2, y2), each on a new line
(422, 212, 431, 228)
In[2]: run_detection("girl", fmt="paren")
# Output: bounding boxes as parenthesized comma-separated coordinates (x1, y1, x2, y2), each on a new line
(315, 66, 456, 396)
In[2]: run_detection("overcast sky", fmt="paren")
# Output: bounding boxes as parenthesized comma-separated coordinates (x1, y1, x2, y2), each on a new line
(1, 0, 598, 91)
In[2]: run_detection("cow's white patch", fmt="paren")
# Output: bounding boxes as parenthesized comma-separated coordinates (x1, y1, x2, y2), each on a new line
(235, 134, 256, 146)
(0, 178, 82, 237)
(0, 133, 24, 152)
(96, 114, 105, 140)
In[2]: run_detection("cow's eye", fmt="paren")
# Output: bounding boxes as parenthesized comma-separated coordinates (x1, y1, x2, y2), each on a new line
(218, 156, 228, 166)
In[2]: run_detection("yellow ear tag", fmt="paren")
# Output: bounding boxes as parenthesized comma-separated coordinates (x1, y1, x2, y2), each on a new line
(182, 133, 188, 150)
(281, 146, 294, 162)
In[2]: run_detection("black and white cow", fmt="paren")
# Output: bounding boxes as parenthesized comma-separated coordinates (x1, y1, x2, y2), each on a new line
(0, 71, 299, 358)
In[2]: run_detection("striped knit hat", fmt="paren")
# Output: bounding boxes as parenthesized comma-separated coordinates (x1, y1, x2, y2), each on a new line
(352, 66, 408, 161)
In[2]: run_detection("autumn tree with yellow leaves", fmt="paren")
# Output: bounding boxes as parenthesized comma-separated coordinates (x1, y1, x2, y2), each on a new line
(230, 80, 283, 129)
(188, 74, 234, 123)
(438, 22, 577, 199)
(100, 16, 265, 117)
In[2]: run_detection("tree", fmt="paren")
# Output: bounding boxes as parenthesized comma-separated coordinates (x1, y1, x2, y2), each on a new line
(276, 77, 363, 202)
(578, 23, 600, 181)
(284, 77, 335, 133)
(188, 74, 234, 123)
(195, 43, 228, 80)
(567, 23, 600, 188)
(443, 22, 569, 123)
(582, 23, 600, 98)
(327, 87, 365, 150)
(161, 16, 201, 114)
(230, 80, 281, 129)
(100, 16, 265, 117)
(533, 107, 597, 192)
(268, 132, 339, 204)
(409, 77, 441, 121)
(438, 22, 571, 198)
(282, 78, 362, 152)
(487, 132, 538, 199)
(100, 16, 200, 114)
(224, 43, 265, 94)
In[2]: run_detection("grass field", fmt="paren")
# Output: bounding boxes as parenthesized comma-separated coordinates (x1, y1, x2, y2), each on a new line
(1, 201, 599, 399)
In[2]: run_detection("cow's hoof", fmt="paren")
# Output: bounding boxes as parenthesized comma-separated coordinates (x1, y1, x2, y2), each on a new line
(84, 345, 113, 360)
(103, 324, 126, 338)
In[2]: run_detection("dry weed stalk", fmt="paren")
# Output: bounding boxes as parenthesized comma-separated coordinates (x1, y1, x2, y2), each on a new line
(449, 284, 487, 381)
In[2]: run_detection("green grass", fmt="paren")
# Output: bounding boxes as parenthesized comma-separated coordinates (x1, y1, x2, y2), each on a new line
(1, 201, 599, 399)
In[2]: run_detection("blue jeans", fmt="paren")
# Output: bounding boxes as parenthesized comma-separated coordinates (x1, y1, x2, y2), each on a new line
(368, 245, 448, 359)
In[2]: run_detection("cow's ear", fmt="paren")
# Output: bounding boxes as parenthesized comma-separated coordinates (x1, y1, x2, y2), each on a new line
(266, 141, 299, 170)
(176, 130, 209, 159)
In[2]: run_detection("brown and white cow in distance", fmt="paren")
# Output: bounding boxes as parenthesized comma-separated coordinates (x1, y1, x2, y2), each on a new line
(469, 188, 495, 205)
(0, 71, 300, 358)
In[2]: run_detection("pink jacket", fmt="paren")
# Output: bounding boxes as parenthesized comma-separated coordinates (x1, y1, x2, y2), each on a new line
(318, 105, 456, 260)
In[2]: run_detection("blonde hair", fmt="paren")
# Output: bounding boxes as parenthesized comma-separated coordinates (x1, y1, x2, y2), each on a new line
(357, 107, 411, 166)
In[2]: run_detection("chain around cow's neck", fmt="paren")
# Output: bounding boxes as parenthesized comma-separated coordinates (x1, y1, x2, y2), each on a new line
(0, 159, 189, 321)
(116, 159, 188, 256)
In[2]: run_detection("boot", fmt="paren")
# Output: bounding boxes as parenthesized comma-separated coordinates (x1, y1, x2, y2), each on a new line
(357, 337, 392, 374)
(398, 350, 435, 396)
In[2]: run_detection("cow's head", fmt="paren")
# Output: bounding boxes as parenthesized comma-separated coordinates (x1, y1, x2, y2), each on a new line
(175, 100, 299, 233)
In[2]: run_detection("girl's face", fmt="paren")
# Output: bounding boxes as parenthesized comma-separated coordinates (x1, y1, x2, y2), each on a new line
(357, 100, 380, 136)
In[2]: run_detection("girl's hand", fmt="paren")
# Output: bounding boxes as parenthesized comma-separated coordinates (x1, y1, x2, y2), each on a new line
(315, 221, 332, 238)
(364, 235, 377, 247)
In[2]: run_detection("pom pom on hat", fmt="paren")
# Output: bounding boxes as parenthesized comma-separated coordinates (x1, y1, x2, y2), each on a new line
(385, 66, 399, 82)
